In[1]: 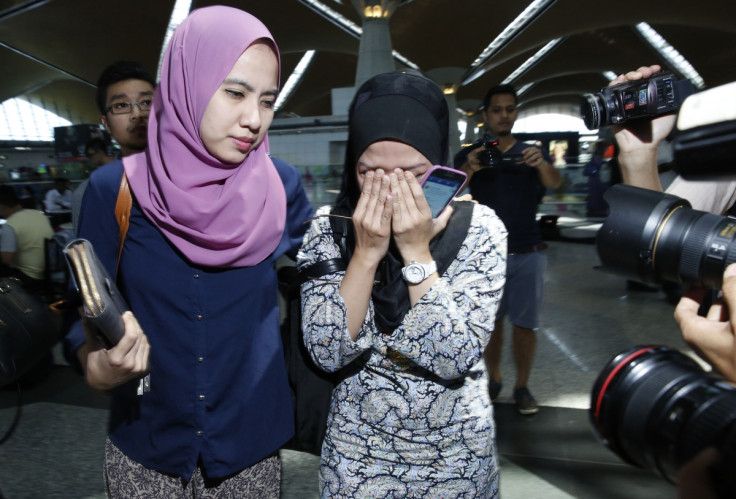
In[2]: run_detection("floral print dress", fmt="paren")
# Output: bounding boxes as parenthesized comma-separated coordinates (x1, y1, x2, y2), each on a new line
(298, 203, 507, 498)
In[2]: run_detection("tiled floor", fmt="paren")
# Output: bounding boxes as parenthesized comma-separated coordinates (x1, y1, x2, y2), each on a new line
(0, 179, 692, 498)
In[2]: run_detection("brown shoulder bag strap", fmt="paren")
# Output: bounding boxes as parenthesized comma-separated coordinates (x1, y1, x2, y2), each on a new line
(114, 172, 132, 278)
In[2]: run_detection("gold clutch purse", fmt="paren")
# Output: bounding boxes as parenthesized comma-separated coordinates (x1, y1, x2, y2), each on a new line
(64, 238, 129, 349)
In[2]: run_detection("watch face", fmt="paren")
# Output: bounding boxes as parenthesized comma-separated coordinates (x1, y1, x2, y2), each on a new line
(405, 263, 425, 283)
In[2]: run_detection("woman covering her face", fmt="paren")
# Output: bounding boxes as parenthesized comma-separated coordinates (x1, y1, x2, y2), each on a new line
(64, 6, 313, 496)
(298, 70, 507, 497)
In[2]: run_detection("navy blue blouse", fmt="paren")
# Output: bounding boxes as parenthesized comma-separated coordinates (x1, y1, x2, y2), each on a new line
(64, 158, 313, 480)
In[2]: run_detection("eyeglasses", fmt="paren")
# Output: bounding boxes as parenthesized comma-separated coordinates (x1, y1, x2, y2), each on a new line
(106, 99, 153, 115)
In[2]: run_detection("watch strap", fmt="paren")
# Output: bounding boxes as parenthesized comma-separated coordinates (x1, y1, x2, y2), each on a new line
(401, 260, 437, 283)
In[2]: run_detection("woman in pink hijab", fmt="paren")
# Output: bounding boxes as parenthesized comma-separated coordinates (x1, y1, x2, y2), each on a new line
(63, 6, 313, 496)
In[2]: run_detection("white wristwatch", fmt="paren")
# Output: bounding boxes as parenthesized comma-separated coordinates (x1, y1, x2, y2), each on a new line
(401, 260, 438, 284)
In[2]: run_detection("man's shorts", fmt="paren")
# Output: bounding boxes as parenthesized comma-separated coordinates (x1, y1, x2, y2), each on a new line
(496, 250, 547, 329)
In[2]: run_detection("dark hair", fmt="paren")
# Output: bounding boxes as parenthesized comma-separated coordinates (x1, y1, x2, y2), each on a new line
(96, 60, 156, 114)
(86, 137, 108, 156)
(0, 184, 20, 207)
(482, 84, 518, 110)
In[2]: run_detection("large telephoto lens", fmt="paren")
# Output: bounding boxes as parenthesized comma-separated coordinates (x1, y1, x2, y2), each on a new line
(596, 184, 736, 289)
(590, 345, 736, 484)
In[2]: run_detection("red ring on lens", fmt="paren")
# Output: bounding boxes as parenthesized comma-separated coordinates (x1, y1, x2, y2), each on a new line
(594, 346, 657, 421)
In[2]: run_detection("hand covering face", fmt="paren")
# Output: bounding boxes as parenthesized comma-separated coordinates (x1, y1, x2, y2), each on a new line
(334, 70, 459, 334)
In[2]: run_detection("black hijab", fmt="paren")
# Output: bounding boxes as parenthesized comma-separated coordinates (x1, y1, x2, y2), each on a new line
(333, 69, 471, 334)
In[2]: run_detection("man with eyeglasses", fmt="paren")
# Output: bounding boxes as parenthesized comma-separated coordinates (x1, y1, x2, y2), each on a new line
(72, 61, 156, 234)
(98, 61, 155, 157)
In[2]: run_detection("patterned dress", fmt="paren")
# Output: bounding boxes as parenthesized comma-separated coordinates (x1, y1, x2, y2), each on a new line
(298, 203, 507, 498)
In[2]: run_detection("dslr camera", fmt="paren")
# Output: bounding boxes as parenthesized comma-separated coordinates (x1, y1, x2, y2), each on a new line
(590, 345, 736, 496)
(581, 71, 695, 130)
(588, 78, 736, 495)
(476, 133, 523, 167)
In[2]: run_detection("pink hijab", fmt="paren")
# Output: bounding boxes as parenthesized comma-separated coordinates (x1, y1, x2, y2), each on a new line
(123, 6, 286, 268)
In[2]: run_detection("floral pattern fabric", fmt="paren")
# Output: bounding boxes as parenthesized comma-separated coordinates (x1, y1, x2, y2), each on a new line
(298, 203, 507, 498)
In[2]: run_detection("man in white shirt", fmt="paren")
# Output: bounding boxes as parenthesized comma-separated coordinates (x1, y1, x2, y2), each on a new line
(44, 178, 72, 212)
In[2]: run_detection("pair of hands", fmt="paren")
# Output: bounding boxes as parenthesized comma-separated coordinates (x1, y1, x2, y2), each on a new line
(81, 311, 149, 391)
(352, 168, 451, 267)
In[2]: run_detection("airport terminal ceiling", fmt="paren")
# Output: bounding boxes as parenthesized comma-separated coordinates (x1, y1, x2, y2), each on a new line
(1, 0, 736, 125)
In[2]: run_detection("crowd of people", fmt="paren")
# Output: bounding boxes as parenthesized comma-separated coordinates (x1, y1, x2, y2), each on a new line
(1, 5, 734, 498)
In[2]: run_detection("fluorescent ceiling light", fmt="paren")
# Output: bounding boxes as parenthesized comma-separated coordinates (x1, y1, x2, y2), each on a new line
(635, 22, 705, 89)
(156, 0, 193, 81)
(463, 0, 557, 85)
(516, 82, 535, 98)
(299, 0, 361, 37)
(502, 38, 563, 85)
(275, 51, 316, 112)
(298, 0, 418, 69)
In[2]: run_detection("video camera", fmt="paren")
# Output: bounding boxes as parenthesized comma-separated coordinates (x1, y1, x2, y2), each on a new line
(580, 71, 695, 130)
(477, 133, 524, 167)
(583, 76, 736, 495)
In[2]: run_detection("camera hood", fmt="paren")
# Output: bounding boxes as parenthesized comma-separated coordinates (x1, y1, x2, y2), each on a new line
(671, 80, 736, 180)
(597, 184, 736, 289)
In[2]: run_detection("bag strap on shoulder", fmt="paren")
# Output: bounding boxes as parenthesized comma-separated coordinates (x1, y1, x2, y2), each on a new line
(114, 172, 132, 279)
(297, 211, 348, 283)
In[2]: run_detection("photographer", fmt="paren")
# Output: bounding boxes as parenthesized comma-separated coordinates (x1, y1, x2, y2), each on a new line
(611, 64, 736, 215)
(591, 68, 736, 498)
(454, 84, 561, 415)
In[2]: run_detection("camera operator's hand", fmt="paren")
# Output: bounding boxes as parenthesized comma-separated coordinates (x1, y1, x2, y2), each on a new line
(521, 145, 547, 168)
(458, 145, 488, 187)
(675, 263, 736, 383)
(80, 311, 150, 391)
(611, 64, 677, 192)
(522, 146, 561, 189)
(677, 447, 721, 499)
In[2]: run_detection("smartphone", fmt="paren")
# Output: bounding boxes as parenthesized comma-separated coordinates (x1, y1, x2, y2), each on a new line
(420, 165, 467, 218)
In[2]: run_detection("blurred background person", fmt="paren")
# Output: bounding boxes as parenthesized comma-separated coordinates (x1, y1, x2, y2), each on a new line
(71, 61, 155, 235)
(0, 184, 54, 294)
(454, 83, 561, 415)
(85, 137, 114, 169)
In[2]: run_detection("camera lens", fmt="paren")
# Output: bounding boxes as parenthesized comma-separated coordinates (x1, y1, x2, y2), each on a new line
(581, 93, 606, 130)
(596, 184, 736, 289)
(590, 345, 736, 483)
(478, 148, 499, 167)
